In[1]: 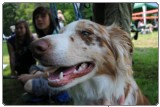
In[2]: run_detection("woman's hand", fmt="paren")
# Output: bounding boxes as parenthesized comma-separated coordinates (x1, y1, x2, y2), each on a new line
(18, 71, 44, 84)
(18, 74, 34, 83)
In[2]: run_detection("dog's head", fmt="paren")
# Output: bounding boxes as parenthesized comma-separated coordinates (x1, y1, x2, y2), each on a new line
(30, 19, 133, 90)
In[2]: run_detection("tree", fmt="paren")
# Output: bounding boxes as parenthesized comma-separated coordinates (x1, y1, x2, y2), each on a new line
(15, 3, 36, 32)
(3, 3, 17, 36)
(3, 3, 93, 37)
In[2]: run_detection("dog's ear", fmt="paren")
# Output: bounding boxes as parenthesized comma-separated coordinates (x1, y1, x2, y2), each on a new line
(106, 26, 133, 75)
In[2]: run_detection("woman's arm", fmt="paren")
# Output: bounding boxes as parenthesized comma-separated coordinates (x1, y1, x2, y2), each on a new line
(7, 41, 16, 75)
(18, 71, 44, 83)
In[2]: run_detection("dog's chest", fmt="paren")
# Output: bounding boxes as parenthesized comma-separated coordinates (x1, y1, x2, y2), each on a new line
(67, 76, 117, 105)
(68, 82, 101, 104)
(67, 75, 137, 105)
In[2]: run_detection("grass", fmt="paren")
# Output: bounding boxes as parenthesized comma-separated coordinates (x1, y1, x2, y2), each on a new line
(2, 31, 158, 105)
(132, 31, 158, 105)
(3, 41, 11, 76)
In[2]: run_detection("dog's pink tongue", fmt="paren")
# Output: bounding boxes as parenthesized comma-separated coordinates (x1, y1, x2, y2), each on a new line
(48, 63, 94, 87)
(48, 66, 76, 80)
(63, 67, 76, 75)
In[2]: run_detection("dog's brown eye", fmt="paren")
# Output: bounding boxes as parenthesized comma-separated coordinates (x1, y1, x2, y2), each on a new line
(81, 31, 92, 36)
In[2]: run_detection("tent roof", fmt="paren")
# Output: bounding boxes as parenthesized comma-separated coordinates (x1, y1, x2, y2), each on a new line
(133, 3, 158, 12)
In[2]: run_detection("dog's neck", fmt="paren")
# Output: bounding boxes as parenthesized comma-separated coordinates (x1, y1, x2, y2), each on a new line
(68, 75, 138, 105)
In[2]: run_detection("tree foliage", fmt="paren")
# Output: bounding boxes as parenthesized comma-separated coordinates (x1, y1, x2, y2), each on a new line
(3, 3, 93, 36)
(3, 3, 17, 36)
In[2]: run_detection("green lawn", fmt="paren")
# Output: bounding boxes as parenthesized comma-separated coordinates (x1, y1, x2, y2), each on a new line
(2, 31, 158, 105)
(132, 31, 158, 105)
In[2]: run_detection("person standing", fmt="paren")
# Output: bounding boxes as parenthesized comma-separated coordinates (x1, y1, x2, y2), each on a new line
(93, 3, 134, 35)
(57, 9, 66, 29)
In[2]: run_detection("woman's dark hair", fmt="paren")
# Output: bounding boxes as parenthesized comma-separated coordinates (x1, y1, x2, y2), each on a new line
(15, 20, 33, 50)
(32, 6, 57, 37)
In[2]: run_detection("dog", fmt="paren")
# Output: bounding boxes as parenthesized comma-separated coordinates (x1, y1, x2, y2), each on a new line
(30, 19, 150, 105)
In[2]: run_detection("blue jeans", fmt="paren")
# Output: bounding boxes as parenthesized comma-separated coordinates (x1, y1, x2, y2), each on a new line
(32, 77, 71, 103)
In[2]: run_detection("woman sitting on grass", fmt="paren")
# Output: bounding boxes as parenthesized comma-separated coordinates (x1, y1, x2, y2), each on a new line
(7, 20, 36, 76)
(18, 6, 70, 104)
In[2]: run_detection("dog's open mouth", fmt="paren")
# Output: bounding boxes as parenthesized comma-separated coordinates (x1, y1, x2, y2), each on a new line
(47, 62, 95, 87)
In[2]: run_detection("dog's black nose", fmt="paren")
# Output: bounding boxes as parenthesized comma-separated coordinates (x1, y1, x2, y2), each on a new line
(30, 39, 49, 57)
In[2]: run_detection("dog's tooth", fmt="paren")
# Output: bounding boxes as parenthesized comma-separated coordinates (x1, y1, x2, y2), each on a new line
(48, 79, 60, 83)
(50, 79, 60, 82)
(59, 72, 63, 80)
(55, 79, 60, 83)
(78, 66, 83, 72)
(81, 63, 87, 69)
(73, 69, 78, 74)
(77, 63, 87, 72)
